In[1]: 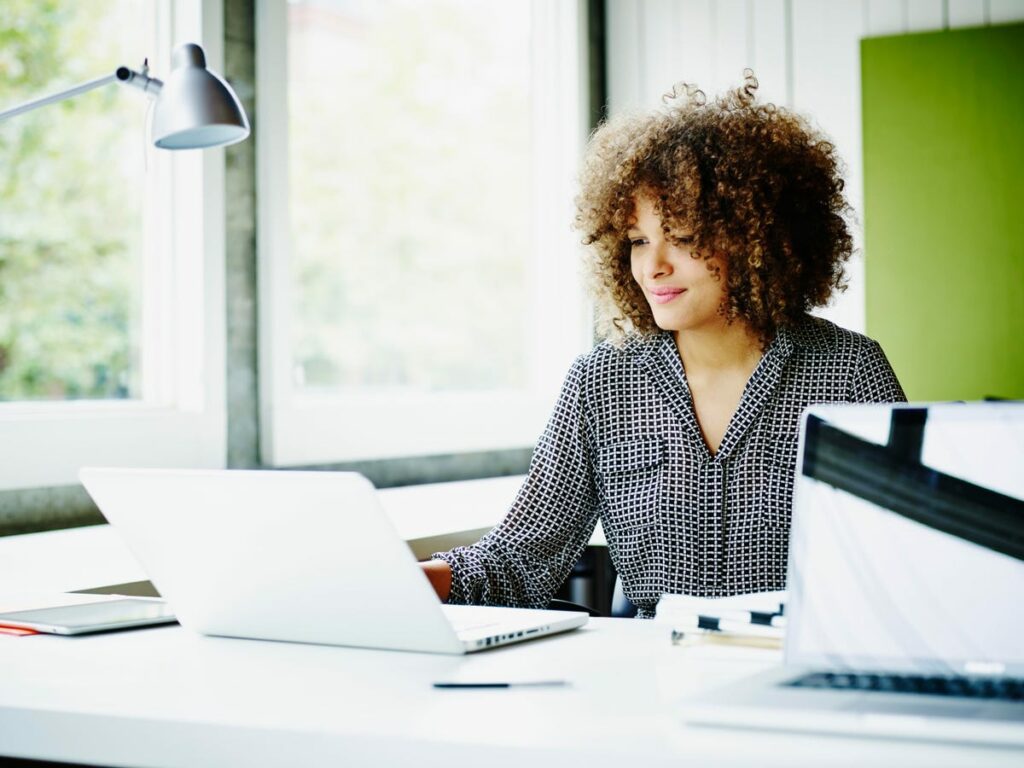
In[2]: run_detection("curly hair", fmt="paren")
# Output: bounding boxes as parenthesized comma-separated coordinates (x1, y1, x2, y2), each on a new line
(575, 71, 852, 347)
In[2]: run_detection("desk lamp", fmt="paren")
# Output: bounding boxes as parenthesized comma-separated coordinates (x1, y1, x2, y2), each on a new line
(0, 42, 249, 149)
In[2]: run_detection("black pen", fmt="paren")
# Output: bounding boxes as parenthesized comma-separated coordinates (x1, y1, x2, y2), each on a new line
(433, 680, 568, 689)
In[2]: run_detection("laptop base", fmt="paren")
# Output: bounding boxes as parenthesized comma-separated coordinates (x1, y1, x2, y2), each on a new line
(682, 666, 1024, 747)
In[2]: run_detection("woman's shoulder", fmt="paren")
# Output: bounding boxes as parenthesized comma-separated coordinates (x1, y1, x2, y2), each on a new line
(785, 316, 905, 402)
(784, 315, 885, 360)
(573, 332, 668, 373)
(558, 334, 670, 402)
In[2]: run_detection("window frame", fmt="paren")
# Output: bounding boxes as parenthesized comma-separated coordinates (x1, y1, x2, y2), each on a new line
(256, 0, 593, 467)
(0, 0, 228, 492)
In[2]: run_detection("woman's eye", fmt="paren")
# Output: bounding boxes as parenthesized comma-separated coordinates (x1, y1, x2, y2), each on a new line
(629, 238, 648, 248)
(674, 235, 695, 245)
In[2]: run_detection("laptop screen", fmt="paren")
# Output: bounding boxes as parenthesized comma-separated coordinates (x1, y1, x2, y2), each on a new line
(784, 402, 1024, 677)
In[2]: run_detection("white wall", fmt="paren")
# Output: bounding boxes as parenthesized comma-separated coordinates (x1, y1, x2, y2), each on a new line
(606, 0, 1024, 333)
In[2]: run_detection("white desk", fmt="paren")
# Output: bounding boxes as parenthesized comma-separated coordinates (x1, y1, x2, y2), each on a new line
(1, 617, 1019, 767)
(0, 513, 1018, 766)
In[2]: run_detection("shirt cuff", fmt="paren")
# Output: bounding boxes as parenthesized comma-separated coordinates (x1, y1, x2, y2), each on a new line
(430, 548, 487, 605)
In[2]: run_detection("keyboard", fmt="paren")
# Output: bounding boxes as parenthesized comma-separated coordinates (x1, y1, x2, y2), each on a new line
(785, 671, 1024, 701)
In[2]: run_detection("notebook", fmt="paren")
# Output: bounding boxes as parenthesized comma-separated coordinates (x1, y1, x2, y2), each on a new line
(79, 468, 587, 654)
(680, 402, 1024, 745)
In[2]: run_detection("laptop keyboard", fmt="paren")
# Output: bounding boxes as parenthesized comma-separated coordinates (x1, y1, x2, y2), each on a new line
(786, 672, 1024, 701)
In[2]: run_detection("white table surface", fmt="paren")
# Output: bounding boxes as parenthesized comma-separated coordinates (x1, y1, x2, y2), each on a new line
(1, 616, 1019, 767)
(0, 499, 1018, 767)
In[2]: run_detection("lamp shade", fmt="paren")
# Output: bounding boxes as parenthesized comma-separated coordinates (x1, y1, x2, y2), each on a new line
(151, 43, 249, 150)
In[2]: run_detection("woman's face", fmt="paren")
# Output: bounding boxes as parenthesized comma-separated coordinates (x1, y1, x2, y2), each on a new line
(628, 194, 727, 334)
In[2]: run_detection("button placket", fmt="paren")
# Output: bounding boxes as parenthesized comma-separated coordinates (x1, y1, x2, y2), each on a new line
(699, 457, 725, 590)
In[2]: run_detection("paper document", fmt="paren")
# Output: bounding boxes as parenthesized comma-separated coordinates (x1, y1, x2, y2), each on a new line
(655, 590, 786, 618)
(655, 590, 787, 649)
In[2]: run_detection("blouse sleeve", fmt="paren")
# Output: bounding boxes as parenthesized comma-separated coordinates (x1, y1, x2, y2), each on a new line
(431, 357, 600, 608)
(849, 339, 908, 403)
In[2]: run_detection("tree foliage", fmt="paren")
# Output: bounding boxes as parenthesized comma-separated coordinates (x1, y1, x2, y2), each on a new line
(0, 0, 150, 400)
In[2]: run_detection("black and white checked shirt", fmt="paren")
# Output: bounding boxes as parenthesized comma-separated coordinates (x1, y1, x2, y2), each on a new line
(433, 316, 906, 618)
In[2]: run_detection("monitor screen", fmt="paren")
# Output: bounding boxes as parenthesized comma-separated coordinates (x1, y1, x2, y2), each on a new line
(785, 402, 1024, 676)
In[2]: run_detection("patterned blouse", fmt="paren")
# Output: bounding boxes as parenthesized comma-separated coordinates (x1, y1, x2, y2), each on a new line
(432, 316, 906, 618)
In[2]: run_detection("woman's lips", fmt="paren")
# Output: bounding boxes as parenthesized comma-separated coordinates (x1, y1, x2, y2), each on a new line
(648, 287, 685, 304)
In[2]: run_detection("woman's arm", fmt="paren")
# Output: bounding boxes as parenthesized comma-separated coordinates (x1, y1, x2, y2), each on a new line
(428, 357, 600, 608)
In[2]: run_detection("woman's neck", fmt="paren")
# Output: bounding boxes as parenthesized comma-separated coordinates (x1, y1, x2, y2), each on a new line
(673, 318, 763, 376)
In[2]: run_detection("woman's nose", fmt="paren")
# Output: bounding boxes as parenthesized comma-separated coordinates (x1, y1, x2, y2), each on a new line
(644, 241, 672, 280)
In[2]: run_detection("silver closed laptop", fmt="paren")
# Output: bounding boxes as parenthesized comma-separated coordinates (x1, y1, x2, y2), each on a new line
(79, 468, 587, 654)
(681, 402, 1024, 746)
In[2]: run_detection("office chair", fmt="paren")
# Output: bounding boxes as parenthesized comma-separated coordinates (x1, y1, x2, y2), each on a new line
(610, 576, 638, 618)
(548, 576, 638, 618)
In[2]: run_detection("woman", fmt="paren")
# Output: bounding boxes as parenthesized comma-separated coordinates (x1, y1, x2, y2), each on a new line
(421, 73, 905, 618)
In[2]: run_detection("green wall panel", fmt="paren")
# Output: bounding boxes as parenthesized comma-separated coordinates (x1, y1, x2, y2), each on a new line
(862, 23, 1024, 401)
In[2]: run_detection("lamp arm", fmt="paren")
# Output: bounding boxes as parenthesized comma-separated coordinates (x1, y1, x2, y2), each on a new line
(0, 66, 164, 123)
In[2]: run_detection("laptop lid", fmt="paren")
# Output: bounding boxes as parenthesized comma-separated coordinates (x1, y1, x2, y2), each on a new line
(784, 402, 1024, 677)
(79, 468, 466, 654)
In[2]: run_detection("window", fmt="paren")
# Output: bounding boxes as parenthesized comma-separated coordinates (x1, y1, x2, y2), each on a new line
(0, 1, 150, 402)
(258, 0, 592, 465)
(0, 0, 227, 491)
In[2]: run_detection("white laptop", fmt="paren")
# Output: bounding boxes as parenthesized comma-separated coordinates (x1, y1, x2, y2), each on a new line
(78, 468, 587, 654)
(681, 402, 1024, 746)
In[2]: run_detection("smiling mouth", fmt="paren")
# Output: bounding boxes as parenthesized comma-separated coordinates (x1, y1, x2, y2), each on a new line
(649, 288, 685, 305)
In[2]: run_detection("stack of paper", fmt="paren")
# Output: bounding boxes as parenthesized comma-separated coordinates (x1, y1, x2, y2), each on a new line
(654, 591, 787, 649)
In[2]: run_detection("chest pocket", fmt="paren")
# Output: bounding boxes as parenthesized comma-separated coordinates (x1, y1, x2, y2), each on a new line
(760, 459, 796, 530)
(595, 438, 664, 540)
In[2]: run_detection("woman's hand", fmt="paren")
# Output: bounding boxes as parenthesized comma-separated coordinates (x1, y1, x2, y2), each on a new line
(420, 560, 452, 602)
